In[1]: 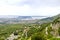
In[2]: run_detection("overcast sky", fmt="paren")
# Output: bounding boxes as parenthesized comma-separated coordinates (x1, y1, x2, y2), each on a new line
(0, 0, 60, 16)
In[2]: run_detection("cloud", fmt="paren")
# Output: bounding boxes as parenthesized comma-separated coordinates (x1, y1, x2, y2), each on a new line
(1, 0, 60, 7)
(17, 0, 60, 8)
(0, 0, 60, 16)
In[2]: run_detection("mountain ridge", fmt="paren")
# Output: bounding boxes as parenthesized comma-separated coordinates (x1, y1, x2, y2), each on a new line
(0, 14, 60, 24)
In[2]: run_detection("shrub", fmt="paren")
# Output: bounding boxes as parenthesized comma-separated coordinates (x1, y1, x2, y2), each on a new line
(31, 32, 47, 40)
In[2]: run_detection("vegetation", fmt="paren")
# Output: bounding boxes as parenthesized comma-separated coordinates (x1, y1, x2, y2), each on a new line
(0, 17, 60, 40)
(31, 32, 47, 40)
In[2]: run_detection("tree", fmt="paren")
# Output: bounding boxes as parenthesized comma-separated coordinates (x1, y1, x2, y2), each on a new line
(31, 32, 47, 40)
(58, 27, 60, 36)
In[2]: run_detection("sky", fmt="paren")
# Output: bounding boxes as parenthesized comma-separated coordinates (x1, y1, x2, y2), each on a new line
(0, 0, 60, 16)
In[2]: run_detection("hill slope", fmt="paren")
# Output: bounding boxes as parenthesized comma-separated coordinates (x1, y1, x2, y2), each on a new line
(36, 14, 60, 24)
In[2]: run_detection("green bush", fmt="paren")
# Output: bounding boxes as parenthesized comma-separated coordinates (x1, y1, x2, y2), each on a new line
(50, 38, 60, 40)
(47, 34, 53, 39)
(31, 32, 47, 40)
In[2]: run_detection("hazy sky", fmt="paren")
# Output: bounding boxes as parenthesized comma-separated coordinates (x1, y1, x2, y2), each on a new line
(0, 0, 60, 16)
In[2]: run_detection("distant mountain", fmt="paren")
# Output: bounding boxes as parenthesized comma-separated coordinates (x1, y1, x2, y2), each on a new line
(17, 16, 47, 20)
(0, 16, 47, 24)
(17, 16, 32, 20)
(36, 14, 60, 24)
(17, 16, 32, 19)
(0, 14, 60, 24)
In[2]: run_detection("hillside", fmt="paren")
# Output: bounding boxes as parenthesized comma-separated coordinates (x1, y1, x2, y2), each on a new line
(36, 14, 60, 24)
(0, 14, 60, 24)
(0, 15, 60, 40)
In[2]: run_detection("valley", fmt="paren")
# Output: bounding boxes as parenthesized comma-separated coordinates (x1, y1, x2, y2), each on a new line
(0, 14, 60, 40)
